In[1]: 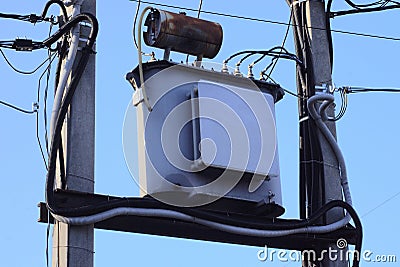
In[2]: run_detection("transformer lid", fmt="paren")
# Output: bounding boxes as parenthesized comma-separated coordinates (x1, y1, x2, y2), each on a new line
(126, 60, 285, 103)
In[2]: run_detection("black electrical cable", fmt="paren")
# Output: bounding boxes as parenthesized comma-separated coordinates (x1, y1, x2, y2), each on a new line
(265, 7, 293, 81)
(0, 41, 13, 49)
(0, 12, 42, 23)
(41, 0, 68, 23)
(133, 0, 141, 49)
(41, 14, 97, 49)
(52, 31, 68, 189)
(326, 0, 334, 72)
(58, 136, 67, 189)
(344, 0, 393, 8)
(1, 13, 97, 52)
(330, 89, 348, 121)
(281, 88, 306, 99)
(43, 53, 52, 154)
(292, 2, 307, 220)
(301, 3, 327, 223)
(0, 48, 56, 75)
(185, 0, 203, 63)
(225, 48, 302, 68)
(347, 87, 400, 93)
(331, 2, 400, 17)
(0, 0, 67, 24)
(0, 100, 36, 114)
(36, 110, 48, 170)
(36, 52, 58, 169)
(225, 47, 292, 62)
(130, 0, 400, 42)
(45, 12, 98, 215)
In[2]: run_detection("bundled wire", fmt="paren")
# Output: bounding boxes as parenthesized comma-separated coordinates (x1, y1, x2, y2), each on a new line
(329, 0, 400, 17)
(328, 85, 400, 121)
(346, 86, 400, 93)
(0, 0, 68, 24)
(45, 12, 98, 215)
(224, 47, 302, 66)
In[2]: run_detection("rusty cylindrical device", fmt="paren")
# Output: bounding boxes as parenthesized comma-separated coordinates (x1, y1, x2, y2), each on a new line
(143, 9, 223, 59)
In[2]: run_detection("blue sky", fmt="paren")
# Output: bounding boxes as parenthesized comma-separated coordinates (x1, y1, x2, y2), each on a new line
(1, 0, 399, 266)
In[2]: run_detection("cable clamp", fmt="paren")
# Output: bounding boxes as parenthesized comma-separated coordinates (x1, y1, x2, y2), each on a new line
(315, 83, 334, 93)
(290, 0, 307, 7)
(133, 87, 144, 106)
(299, 116, 309, 123)
(33, 102, 39, 112)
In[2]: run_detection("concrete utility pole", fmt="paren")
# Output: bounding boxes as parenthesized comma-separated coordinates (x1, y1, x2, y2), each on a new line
(52, 0, 96, 266)
(304, 1, 347, 266)
(287, 0, 348, 266)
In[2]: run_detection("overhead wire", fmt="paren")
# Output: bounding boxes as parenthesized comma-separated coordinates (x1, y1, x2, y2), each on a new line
(44, 25, 55, 154)
(345, 86, 400, 93)
(133, 0, 142, 50)
(0, 48, 55, 75)
(263, 7, 294, 82)
(129, 0, 400, 42)
(185, 0, 203, 63)
(331, 2, 400, 17)
(0, 100, 37, 114)
(37, 53, 58, 169)
(224, 48, 301, 66)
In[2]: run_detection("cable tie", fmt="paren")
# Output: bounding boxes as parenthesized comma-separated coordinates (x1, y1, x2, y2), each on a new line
(299, 116, 309, 123)
(29, 14, 42, 24)
(290, 0, 307, 7)
(33, 102, 39, 112)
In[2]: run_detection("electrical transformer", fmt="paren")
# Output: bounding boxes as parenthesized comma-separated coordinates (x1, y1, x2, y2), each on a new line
(127, 61, 285, 217)
(126, 8, 285, 217)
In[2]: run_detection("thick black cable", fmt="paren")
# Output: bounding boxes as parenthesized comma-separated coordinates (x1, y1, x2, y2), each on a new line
(326, 0, 334, 72)
(41, 0, 68, 23)
(45, 12, 98, 215)
(41, 14, 97, 49)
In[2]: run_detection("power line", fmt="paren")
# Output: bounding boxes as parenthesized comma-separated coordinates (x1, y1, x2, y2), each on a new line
(130, 0, 400, 42)
(332, 1, 400, 17)
(346, 87, 400, 93)
(0, 100, 37, 114)
(0, 48, 56, 75)
(264, 7, 294, 81)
